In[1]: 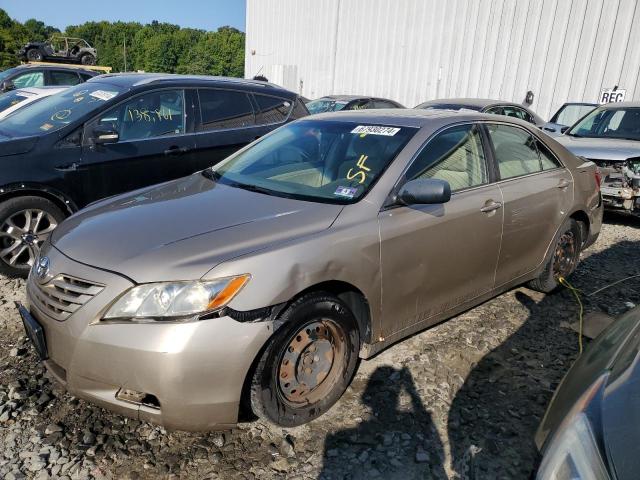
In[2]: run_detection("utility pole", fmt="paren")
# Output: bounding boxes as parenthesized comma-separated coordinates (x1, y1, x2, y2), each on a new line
(123, 35, 127, 72)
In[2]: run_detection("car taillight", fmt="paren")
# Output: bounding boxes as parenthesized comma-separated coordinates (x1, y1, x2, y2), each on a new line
(594, 167, 602, 191)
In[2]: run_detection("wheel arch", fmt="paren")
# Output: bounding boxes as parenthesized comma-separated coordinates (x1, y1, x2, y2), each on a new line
(0, 184, 78, 217)
(569, 209, 590, 247)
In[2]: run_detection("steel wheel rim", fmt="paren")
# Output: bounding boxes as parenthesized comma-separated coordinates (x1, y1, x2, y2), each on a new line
(553, 231, 577, 279)
(277, 319, 347, 406)
(0, 209, 58, 269)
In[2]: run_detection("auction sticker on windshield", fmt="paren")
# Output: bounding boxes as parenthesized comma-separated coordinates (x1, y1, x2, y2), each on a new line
(351, 125, 400, 136)
(334, 186, 358, 198)
(90, 90, 119, 102)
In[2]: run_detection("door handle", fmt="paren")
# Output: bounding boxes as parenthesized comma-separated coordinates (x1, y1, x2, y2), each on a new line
(54, 162, 79, 172)
(163, 146, 191, 156)
(480, 200, 503, 213)
(557, 179, 571, 189)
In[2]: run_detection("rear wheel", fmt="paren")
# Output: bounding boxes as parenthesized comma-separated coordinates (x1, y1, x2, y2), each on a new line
(80, 53, 96, 66)
(528, 219, 582, 293)
(0, 197, 65, 278)
(26, 49, 43, 62)
(250, 292, 360, 427)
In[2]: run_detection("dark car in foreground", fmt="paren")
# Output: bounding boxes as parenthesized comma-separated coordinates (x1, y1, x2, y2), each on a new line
(0, 64, 98, 92)
(536, 306, 640, 479)
(19, 109, 602, 431)
(306, 95, 404, 114)
(0, 73, 308, 276)
(555, 102, 640, 214)
(416, 98, 545, 127)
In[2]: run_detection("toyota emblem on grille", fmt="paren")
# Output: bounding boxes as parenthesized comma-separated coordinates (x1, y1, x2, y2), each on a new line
(35, 256, 50, 280)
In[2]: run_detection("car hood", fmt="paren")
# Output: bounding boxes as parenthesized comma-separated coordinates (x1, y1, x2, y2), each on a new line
(0, 134, 39, 157)
(51, 173, 344, 283)
(555, 135, 640, 161)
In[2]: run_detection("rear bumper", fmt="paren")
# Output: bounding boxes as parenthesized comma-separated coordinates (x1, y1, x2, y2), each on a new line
(26, 246, 273, 431)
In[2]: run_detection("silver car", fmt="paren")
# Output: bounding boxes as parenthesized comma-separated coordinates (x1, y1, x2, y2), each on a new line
(555, 102, 640, 214)
(19, 110, 602, 431)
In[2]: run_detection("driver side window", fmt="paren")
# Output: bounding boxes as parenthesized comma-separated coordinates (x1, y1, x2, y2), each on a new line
(405, 124, 488, 192)
(96, 90, 185, 142)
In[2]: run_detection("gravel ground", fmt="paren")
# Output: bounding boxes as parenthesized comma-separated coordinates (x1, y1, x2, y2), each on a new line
(1, 213, 639, 480)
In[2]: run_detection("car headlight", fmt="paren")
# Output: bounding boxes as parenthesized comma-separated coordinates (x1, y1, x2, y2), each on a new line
(537, 375, 611, 480)
(103, 275, 250, 321)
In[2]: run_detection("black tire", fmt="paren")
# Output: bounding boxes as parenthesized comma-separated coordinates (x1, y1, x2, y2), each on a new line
(528, 219, 582, 293)
(250, 292, 360, 427)
(80, 54, 96, 66)
(26, 49, 43, 62)
(0, 196, 65, 278)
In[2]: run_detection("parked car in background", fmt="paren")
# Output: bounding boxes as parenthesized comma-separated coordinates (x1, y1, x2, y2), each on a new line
(0, 86, 67, 120)
(542, 102, 598, 136)
(0, 73, 308, 277)
(555, 102, 640, 214)
(19, 109, 601, 431)
(536, 306, 640, 479)
(306, 95, 404, 114)
(0, 64, 98, 93)
(415, 98, 545, 127)
(17, 36, 97, 66)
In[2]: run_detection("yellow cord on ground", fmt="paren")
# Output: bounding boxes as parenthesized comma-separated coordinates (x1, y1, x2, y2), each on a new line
(558, 276, 584, 354)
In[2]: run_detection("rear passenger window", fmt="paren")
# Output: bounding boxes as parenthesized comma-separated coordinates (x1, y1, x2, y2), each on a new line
(50, 71, 81, 86)
(406, 124, 487, 192)
(373, 100, 398, 109)
(254, 94, 292, 125)
(12, 71, 44, 88)
(487, 124, 542, 179)
(537, 141, 562, 170)
(198, 89, 254, 131)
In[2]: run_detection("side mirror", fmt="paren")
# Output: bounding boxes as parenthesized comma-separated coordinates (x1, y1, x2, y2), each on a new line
(1, 80, 15, 92)
(397, 178, 451, 205)
(560, 126, 569, 134)
(93, 127, 119, 144)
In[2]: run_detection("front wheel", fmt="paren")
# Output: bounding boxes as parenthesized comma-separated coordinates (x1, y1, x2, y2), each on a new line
(528, 219, 582, 293)
(26, 49, 43, 62)
(250, 292, 360, 427)
(0, 197, 65, 278)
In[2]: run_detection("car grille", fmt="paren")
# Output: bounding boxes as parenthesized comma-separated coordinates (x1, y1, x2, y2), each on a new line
(28, 274, 104, 321)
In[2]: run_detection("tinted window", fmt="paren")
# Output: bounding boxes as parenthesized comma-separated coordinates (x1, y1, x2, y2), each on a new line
(485, 106, 504, 116)
(211, 121, 416, 204)
(50, 71, 81, 86)
(290, 98, 309, 119)
(79, 73, 94, 81)
(346, 99, 371, 110)
(254, 94, 292, 125)
(12, 71, 44, 88)
(406, 124, 487, 191)
(198, 89, 254, 131)
(488, 124, 543, 179)
(568, 107, 640, 141)
(373, 100, 398, 109)
(96, 90, 185, 142)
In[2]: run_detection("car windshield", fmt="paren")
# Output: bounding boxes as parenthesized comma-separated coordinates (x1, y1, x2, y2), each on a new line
(306, 99, 349, 114)
(0, 67, 19, 83)
(552, 104, 597, 127)
(567, 107, 640, 141)
(0, 90, 34, 113)
(209, 120, 417, 204)
(0, 82, 126, 137)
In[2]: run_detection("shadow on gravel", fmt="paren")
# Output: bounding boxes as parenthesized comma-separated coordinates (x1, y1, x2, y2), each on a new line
(448, 240, 640, 479)
(319, 365, 447, 480)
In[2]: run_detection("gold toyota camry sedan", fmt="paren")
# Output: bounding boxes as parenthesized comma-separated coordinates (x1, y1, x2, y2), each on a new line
(19, 109, 603, 430)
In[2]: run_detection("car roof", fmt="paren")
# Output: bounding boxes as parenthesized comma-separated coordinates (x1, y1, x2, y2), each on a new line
(599, 101, 640, 109)
(315, 95, 400, 103)
(418, 98, 528, 109)
(87, 73, 298, 96)
(306, 107, 530, 128)
(9, 64, 98, 75)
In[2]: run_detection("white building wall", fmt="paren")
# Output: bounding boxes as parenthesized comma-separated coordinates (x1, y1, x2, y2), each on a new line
(245, 0, 640, 119)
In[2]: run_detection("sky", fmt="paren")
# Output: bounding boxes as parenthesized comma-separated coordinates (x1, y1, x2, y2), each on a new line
(0, 0, 246, 31)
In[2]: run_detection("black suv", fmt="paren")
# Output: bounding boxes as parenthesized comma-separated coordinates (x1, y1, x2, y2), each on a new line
(0, 64, 98, 92)
(0, 74, 308, 276)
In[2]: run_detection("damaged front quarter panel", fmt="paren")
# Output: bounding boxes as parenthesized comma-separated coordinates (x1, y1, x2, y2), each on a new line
(593, 156, 640, 212)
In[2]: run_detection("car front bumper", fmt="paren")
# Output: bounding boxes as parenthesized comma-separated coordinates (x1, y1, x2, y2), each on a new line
(24, 245, 273, 431)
